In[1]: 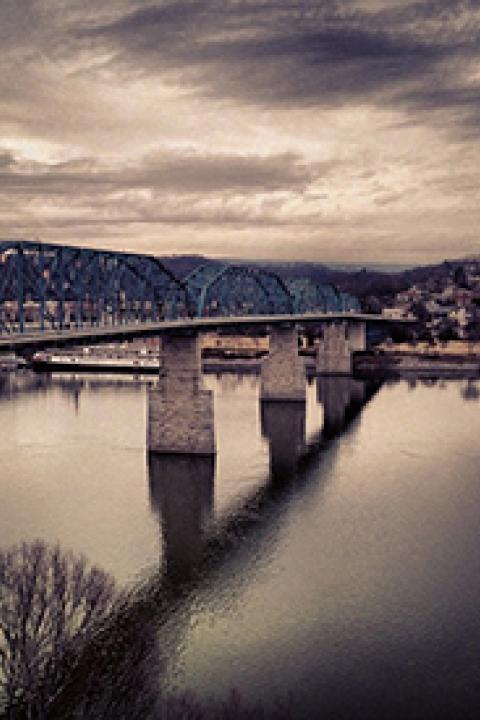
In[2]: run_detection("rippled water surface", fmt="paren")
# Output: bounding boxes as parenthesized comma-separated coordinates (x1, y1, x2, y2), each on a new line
(1, 371, 480, 718)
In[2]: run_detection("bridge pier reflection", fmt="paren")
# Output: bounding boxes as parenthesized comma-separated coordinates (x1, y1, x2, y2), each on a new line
(317, 376, 349, 436)
(348, 378, 367, 414)
(146, 372, 379, 590)
(148, 452, 214, 581)
(317, 376, 368, 437)
(261, 400, 306, 481)
(148, 333, 215, 455)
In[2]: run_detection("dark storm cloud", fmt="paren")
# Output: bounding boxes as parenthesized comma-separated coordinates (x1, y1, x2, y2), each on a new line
(1, 1, 480, 261)
(81, 0, 480, 119)
(401, 85, 480, 127)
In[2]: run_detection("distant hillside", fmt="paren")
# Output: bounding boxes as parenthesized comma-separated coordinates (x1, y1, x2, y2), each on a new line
(158, 254, 478, 307)
(160, 255, 342, 284)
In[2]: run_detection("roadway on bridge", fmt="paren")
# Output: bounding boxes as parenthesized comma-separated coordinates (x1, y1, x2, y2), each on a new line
(0, 313, 414, 352)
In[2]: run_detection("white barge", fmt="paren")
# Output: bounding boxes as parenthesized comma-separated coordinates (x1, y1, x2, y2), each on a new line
(30, 347, 268, 375)
(32, 350, 160, 374)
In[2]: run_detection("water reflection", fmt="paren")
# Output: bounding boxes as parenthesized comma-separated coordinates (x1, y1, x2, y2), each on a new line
(317, 377, 363, 437)
(11, 370, 474, 718)
(462, 378, 480, 400)
(11, 370, 479, 719)
(260, 401, 306, 481)
(156, 375, 480, 720)
(0, 371, 155, 403)
(0, 371, 377, 590)
(147, 375, 376, 592)
(1, 369, 478, 408)
(317, 377, 347, 437)
(149, 454, 214, 581)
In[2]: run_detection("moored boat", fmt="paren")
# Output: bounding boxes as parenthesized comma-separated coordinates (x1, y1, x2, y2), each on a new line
(31, 351, 160, 374)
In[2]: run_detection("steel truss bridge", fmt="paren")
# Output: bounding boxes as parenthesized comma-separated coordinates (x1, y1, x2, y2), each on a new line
(0, 240, 361, 338)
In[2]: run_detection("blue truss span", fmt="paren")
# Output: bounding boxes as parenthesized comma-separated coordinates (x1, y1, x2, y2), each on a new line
(285, 278, 359, 314)
(0, 240, 361, 335)
(183, 267, 361, 318)
(0, 240, 189, 334)
(185, 263, 294, 317)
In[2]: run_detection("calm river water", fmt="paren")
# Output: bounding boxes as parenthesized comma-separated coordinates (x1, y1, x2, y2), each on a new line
(1, 370, 480, 718)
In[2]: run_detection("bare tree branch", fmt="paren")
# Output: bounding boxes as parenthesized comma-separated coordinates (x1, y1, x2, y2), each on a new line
(0, 541, 117, 716)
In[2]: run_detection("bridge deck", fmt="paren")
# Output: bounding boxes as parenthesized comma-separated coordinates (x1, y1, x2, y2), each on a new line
(0, 313, 414, 352)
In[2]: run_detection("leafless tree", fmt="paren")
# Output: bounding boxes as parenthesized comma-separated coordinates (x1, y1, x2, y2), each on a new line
(0, 540, 116, 717)
(0, 542, 293, 720)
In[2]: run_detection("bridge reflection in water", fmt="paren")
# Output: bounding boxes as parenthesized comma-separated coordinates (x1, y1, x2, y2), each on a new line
(0, 370, 380, 717)
(4, 371, 480, 718)
(149, 454, 215, 582)
(147, 374, 379, 584)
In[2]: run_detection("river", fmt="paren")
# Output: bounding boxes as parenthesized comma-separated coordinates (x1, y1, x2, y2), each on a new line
(1, 370, 480, 718)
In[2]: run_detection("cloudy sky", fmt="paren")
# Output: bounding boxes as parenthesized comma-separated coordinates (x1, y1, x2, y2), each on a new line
(1, 0, 480, 264)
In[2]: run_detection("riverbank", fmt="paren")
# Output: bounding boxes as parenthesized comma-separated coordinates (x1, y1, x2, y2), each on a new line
(354, 348, 480, 378)
(8, 342, 480, 379)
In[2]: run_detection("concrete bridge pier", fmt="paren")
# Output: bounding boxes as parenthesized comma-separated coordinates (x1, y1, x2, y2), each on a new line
(315, 322, 352, 375)
(261, 400, 306, 481)
(148, 333, 215, 455)
(315, 320, 367, 375)
(260, 325, 306, 402)
(348, 321, 367, 353)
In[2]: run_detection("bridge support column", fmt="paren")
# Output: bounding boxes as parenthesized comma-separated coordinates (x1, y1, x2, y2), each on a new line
(348, 321, 367, 353)
(260, 325, 306, 402)
(148, 333, 215, 455)
(316, 322, 352, 375)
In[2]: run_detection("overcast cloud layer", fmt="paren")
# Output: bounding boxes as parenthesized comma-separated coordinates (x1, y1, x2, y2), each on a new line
(1, 0, 480, 263)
